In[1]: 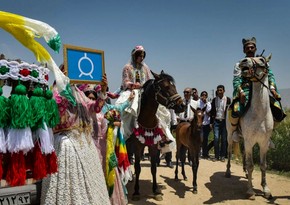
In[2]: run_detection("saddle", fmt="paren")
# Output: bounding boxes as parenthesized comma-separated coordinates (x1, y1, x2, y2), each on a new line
(230, 93, 286, 123)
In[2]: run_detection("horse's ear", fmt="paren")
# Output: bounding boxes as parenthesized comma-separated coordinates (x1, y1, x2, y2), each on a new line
(151, 70, 160, 79)
(190, 105, 196, 113)
(265, 53, 272, 63)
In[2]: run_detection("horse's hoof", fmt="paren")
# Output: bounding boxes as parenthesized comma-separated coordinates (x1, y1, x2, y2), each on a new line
(132, 194, 140, 201)
(193, 190, 198, 194)
(264, 192, 272, 199)
(248, 194, 255, 200)
(225, 171, 231, 178)
(247, 191, 256, 200)
(154, 194, 163, 201)
(263, 187, 272, 199)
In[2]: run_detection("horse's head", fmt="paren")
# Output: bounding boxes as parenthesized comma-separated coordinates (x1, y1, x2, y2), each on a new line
(151, 70, 185, 113)
(190, 106, 204, 131)
(239, 55, 271, 81)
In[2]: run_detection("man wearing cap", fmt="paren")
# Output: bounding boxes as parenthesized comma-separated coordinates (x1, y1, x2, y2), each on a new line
(231, 37, 282, 143)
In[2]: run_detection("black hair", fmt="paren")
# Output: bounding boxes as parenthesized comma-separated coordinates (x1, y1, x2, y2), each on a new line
(217, 85, 225, 91)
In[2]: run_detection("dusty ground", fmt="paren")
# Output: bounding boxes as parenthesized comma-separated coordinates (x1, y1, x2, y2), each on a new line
(126, 154, 290, 205)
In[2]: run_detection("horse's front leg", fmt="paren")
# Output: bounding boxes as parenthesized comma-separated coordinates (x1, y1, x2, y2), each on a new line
(132, 144, 143, 201)
(180, 145, 187, 180)
(192, 151, 199, 194)
(149, 145, 163, 201)
(260, 145, 272, 199)
(244, 147, 255, 200)
(175, 145, 180, 180)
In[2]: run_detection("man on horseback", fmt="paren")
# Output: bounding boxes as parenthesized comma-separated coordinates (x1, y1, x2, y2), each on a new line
(230, 37, 285, 143)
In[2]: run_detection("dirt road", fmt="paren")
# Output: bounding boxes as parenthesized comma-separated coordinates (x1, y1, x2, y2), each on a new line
(126, 157, 290, 205)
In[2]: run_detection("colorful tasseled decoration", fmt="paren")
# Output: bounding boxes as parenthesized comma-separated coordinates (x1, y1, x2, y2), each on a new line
(105, 124, 118, 196)
(5, 83, 32, 186)
(44, 89, 60, 128)
(43, 89, 59, 174)
(30, 86, 46, 131)
(32, 142, 47, 180)
(0, 86, 10, 179)
(6, 151, 26, 186)
(10, 83, 32, 129)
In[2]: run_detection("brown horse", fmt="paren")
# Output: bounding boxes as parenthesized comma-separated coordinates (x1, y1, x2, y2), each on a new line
(128, 70, 185, 201)
(175, 106, 204, 194)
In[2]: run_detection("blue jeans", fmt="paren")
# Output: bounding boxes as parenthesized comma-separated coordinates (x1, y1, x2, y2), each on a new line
(213, 119, 227, 159)
(201, 124, 211, 157)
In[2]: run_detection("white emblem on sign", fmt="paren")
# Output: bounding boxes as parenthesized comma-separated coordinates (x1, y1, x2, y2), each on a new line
(78, 53, 94, 78)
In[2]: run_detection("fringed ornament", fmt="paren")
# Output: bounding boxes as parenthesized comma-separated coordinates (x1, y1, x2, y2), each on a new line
(30, 86, 46, 131)
(32, 142, 47, 180)
(0, 86, 10, 128)
(10, 83, 32, 129)
(0, 86, 10, 154)
(6, 151, 26, 186)
(46, 151, 58, 174)
(44, 89, 60, 128)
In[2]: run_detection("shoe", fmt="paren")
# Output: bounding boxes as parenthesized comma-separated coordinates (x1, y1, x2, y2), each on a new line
(166, 162, 174, 168)
(212, 158, 218, 162)
(188, 161, 192, 166)
(220, 157, 225, 162)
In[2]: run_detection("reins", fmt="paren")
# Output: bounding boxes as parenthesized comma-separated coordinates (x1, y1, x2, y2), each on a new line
(251, 58, 270, 91)
(153, 78, 181, 109)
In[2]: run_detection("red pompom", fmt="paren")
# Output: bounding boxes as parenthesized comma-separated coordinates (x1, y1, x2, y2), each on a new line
(6, 152, 26, 186)
(46, 151, 58, 174)
(32, 143, 47, 180)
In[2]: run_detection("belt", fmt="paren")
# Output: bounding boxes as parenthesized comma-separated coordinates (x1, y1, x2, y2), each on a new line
(215, 119, 224, 122)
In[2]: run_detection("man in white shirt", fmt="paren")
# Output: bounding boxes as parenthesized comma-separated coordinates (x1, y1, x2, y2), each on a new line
(210, 85, 231, 162)
(177, 87, 198, 123)
(198, 91, 212, 159)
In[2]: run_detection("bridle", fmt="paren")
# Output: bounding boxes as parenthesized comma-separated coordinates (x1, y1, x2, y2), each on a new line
(243, 57, 270, 90)
(152, 78, 181, 109)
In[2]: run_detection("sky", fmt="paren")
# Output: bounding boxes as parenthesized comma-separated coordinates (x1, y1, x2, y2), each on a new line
(1, 0, 290, 100)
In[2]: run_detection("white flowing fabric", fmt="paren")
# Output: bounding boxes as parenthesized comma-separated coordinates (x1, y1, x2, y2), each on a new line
(41, 130, 110, 205)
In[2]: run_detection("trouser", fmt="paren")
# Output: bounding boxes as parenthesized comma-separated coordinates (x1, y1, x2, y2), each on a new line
(201, 124, 211, 157)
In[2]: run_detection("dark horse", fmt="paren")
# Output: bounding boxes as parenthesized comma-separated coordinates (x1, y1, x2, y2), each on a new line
(129, 70, 185, 201)
(175, 106, 204, 194)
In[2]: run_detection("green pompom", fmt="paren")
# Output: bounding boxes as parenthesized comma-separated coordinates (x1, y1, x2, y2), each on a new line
(30, 87, 46, 130)
(14, 84, 27, 95)
(10, 84, 32, 128)
(44, 90, 60, 128)
(0, 87, 10, 128)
